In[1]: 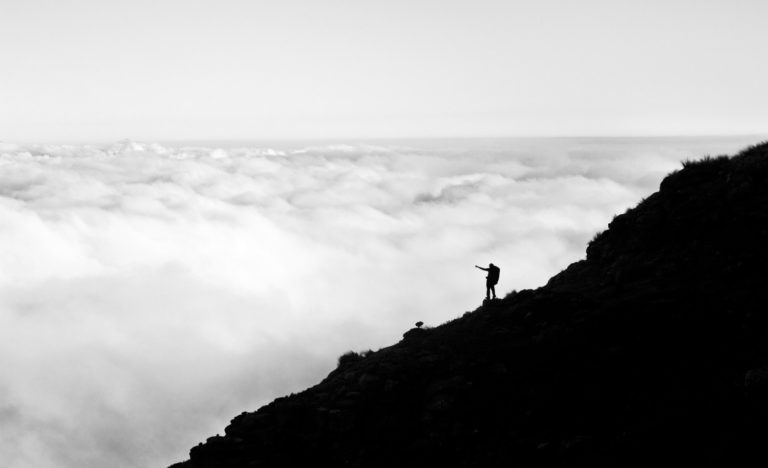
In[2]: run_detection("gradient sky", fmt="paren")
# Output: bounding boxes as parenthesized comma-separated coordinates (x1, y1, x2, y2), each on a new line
(1, 0, 767, 141)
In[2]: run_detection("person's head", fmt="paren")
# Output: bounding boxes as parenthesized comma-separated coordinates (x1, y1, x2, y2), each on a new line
(489, 263, 494, 267)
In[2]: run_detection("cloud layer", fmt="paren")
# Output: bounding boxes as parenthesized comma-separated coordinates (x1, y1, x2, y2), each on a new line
(0, 137, 761, 467)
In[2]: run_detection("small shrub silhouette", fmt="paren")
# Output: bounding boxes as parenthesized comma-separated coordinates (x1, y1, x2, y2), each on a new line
(588, 231, 603, 246)
(681, 154, 729, 168)
(337, 350, 374, 368)
(337, 351, 362, 367)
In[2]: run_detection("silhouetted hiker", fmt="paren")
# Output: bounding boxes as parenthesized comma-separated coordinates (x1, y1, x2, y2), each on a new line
(475, 263, 500, 300)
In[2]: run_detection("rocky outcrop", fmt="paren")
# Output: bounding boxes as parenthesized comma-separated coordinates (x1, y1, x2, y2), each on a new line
(172, 142, 768, 467)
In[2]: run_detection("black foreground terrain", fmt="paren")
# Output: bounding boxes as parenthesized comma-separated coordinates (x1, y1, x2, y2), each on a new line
(172, 143, 768, 468)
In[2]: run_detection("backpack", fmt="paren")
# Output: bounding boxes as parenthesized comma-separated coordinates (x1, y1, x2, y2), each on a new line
(488, 265, 500, 285)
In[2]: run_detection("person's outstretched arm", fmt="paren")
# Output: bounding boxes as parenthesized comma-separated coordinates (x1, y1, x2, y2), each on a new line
(475, 265, 488, 271)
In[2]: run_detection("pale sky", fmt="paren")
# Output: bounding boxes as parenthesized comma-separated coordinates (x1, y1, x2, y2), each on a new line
(1, 0, 767, 141)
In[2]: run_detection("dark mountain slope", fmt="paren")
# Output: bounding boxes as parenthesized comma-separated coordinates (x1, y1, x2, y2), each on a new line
(172, 142, 768, 468)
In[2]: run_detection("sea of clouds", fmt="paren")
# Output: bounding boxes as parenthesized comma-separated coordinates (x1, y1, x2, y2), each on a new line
(0, 136, 762, 467)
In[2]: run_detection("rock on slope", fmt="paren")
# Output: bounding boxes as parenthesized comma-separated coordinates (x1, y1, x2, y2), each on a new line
(172, 143, 768, 467)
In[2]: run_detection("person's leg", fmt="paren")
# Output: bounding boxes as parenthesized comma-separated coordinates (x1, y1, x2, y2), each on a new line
(485, 281, 491, 300)
(491, 285, 496, 299)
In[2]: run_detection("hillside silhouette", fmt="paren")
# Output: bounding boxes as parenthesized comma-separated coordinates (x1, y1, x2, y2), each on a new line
(171, 142, 768, 467)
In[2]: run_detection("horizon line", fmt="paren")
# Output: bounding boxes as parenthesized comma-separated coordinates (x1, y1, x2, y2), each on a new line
(4, 133, 768, 146)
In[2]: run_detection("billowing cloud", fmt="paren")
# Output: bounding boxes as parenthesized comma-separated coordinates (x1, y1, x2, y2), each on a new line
(0, 137, 761, 467)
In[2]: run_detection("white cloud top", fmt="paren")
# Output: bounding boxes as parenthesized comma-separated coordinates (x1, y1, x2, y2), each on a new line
(0, 137, 760, 467)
